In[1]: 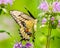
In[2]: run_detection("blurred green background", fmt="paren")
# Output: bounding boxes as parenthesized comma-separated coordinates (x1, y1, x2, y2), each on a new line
(0, 0, 60, 48)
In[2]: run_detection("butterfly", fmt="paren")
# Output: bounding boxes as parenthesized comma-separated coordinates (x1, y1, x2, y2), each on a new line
(10, 8, 37, 41)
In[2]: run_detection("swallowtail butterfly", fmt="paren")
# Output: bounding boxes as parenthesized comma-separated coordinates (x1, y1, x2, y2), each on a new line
(10, 8, 37, 41)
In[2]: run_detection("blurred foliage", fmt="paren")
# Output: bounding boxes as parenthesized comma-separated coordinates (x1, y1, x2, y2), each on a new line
(0, 0, 60, 48)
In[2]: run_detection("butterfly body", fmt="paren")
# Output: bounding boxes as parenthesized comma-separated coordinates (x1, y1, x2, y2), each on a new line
(10, 10, 37, 41)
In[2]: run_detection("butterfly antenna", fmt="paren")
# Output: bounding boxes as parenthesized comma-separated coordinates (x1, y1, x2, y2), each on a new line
(24, 7, 36, 19)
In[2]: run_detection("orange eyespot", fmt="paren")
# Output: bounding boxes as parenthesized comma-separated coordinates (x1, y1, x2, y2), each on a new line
(25, 28, 29, 32)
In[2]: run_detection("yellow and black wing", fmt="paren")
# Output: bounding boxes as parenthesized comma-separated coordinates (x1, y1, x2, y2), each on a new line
(10, 10, 37, 41)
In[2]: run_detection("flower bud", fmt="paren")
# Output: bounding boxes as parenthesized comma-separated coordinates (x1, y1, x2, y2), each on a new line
(51, 17, 55, 21)
(42, 18, 47, 25)
(58, 20, 60, 25)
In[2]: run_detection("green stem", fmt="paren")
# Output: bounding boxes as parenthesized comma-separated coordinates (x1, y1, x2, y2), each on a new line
(32, 31, 35, 48)
(46, 22, 52, 48)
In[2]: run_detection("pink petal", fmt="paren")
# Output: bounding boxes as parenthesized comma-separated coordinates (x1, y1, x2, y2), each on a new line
(38, 1, 48, 11)
(0, 0, 13, 5)
(53, 1, 60, 12)
(0, 0, 2, 4)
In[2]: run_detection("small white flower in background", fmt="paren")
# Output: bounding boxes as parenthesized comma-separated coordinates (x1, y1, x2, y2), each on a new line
(0, 0, 13, 5)
(40, 25, 46, 28)
(38, 12, 46, 17)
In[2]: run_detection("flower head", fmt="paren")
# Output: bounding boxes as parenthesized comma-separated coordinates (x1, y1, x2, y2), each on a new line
(57, 20, 60, 28)
(42, 18, 47, 25)
(58, 20, 60, 23)
(0, 0, 13, 5)
(53, 1, 60, 12)
(26, 42, 32, 48)
(13, 42, 33, 48)
(51, 17, 55, 21)
(58, 20, 60, 25)
(38, 1, 49, 11)
(26, 42, 33, 48)
(13, 42, 22, 48)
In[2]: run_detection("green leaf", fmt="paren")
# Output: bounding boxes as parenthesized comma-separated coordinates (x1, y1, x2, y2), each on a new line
(0, 30, 6, 32)
(0, 30, 12, 37)
(0, 9, 2, 14)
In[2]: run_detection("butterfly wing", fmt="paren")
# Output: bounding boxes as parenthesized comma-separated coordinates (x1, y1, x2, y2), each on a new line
(10, 10, 37, 40)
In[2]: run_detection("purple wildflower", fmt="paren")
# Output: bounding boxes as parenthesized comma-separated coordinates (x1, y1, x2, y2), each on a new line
(26, 43, 31, 47)
(53, 1, 60, 12)
(0, 0, 13, 5)
(58, 20, 60, 25)
(26, 42, 33, 48)
(51, 17, 55, 21)
(13, 42, 33, 48)
(58, 20, 60, 28)
(0, 0, 2, 4)
(42, 18, 47, 24)
(57, 20, 60, 28)
(58, 20, 60, 23)
(13, 42, 22, 48)
(38, 1, 49, 11)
